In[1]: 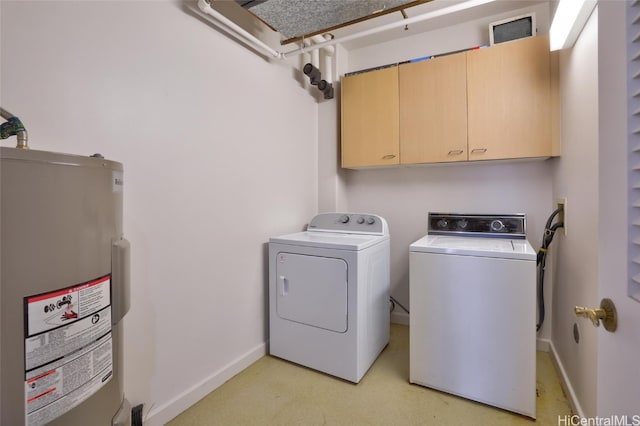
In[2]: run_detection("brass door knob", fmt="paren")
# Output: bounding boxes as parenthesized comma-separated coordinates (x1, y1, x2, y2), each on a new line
(574, 298, 617, 332)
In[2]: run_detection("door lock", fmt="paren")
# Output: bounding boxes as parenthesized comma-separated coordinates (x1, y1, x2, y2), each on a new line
(574, 298, 617, 332)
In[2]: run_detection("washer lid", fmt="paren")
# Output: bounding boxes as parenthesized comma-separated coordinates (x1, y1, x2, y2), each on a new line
(270, 231, 388, 251)
(410, 235, 536, 261)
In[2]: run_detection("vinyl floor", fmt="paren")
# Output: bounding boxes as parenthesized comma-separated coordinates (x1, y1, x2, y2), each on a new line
(167, 324, 572, 426)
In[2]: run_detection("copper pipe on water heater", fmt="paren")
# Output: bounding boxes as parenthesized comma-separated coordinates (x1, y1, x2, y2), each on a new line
(0, 107, 29, 149)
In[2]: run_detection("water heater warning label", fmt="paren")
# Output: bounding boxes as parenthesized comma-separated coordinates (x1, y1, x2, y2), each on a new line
(23, 275, 113, 426)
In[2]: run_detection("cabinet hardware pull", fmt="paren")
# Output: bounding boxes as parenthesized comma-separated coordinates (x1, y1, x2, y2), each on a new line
(382, 154, 397, 160)
(471, 148, 488, 154)
(447, 150, 464, 155)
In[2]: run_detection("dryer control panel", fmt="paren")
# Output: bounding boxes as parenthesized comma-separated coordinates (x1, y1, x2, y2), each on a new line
(307, 213, 388, 235)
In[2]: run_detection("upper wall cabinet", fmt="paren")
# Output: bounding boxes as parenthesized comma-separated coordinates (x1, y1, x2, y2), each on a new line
(340, 34, 558, 169)
(399, 52, 468, 164)
(341, 66, 400, 168)
(466, 35, 552, 161)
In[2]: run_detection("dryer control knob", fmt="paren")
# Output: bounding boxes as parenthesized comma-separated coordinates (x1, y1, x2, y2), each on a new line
(366, 217, 375, 225)
(357, 216, 365, 224)
(339, 214, 350, 224)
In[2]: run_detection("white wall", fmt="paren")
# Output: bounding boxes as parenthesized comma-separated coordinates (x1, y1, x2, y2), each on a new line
(323, 3, 558, 335)
(550, 8, 599, 417)
(318, 44, 349, 214)
(343, 162, 554, 317)
(0, 1, 318, 424)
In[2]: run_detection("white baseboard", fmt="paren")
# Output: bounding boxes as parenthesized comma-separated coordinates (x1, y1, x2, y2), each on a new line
(547, 340, 584, 418)
(145, 342, 267, 426)
(391, 310, 409, 325)
(536, 337, 551, 352)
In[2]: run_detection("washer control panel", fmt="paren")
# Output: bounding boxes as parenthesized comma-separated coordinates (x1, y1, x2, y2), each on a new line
(428, 213, 526, 238)
(307, 213, 388, 235)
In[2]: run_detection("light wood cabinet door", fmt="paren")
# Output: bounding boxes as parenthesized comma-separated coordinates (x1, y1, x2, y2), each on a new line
(399, 53, 468, 164)
(467, 35, 552, 160)
(341, 66, 399, 168)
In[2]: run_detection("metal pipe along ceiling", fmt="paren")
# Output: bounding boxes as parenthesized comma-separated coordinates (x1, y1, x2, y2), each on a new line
(197, 0, 282, 58)
(197, 0, 497, 59)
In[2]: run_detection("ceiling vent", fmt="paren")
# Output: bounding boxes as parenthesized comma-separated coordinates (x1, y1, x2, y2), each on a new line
(489, 13, 536, 45)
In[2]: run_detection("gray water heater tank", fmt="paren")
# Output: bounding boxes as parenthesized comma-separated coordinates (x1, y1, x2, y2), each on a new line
(1, 147, 131, 426)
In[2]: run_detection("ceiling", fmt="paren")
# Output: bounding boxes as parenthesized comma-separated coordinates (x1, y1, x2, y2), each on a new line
(231, 0, 552, 51)
(236, 0, 432, 44)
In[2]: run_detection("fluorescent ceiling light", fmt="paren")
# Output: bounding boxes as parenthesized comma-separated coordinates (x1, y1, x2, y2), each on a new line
(549, 0, 597, 51)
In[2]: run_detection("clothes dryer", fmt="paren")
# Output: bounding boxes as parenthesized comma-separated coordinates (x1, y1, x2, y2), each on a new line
(269, 213, 390, 383)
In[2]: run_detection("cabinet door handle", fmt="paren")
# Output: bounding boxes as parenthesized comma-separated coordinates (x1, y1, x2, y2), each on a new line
(382, 154, 397, 160)
(447, 150, 464, 155)
(471, 148, 487, 154)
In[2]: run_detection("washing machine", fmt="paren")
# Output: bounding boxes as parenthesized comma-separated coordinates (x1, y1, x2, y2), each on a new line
(409, 213, 537, 418)
(269, 212, 390, 383)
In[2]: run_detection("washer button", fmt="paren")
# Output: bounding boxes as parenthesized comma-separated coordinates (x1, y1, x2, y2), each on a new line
(490, 220, 505, 232)
(357, 216, 365, 224)
(366, 217, 375, 225)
